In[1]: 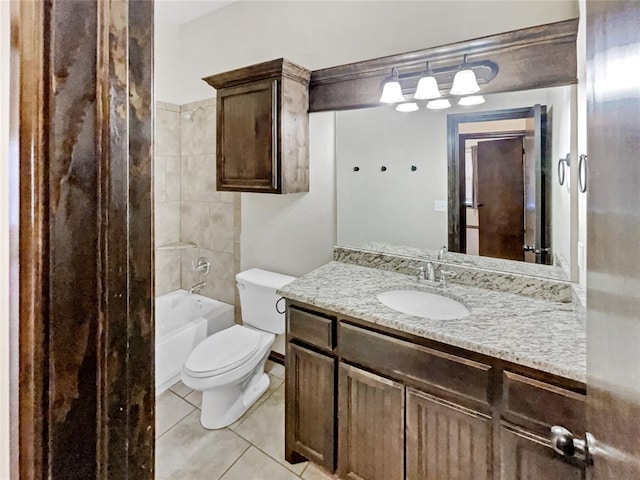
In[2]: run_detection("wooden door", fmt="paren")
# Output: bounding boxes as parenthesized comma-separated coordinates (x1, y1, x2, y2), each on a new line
(285, 343, 336, 472)
(500, 424, 585, 479)
(585, 1, 640, 478)
(338, 363, 404, 480)
(476, 137, 525, 261)
(217, 79, 279, 192)
(406, 387, 492, 480)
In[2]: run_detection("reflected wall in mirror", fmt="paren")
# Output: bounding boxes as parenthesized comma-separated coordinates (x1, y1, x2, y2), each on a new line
(336, 85, 575, 271)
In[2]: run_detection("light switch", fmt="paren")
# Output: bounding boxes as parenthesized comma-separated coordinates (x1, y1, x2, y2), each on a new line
(434, 200, 447, 212)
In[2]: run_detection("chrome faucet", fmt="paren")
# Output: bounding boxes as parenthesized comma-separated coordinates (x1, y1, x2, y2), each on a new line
(438, 245, 448, 262)
(189, 281, 206, 294)
(415, 261, 457, 287)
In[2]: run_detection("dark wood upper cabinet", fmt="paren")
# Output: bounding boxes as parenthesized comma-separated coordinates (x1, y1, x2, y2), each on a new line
(204, 58, 311, 193)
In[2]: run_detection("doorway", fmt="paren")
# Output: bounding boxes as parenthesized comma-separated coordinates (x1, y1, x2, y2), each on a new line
(447, 106, 550, 264)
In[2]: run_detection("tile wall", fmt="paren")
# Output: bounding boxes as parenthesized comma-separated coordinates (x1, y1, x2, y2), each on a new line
(155, 102, 182, 295)
(155, 99, 241, 317)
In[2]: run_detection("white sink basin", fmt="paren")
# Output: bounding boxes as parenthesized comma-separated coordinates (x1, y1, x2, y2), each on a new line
(377, 290, 470, 320)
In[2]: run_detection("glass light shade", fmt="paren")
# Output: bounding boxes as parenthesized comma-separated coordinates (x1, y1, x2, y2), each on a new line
(379, 81, 405, 103)
(426, 99, 451, 110)
(413, 76, 441, 100)
(450, 68, 480, 95)
(458, 95, 486, 106)
(396, 102, 419, 113)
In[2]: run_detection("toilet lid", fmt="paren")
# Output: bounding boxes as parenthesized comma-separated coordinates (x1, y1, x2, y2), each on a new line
(184, 325, 264, 377)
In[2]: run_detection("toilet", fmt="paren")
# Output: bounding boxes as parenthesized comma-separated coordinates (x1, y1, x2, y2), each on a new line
(181, 268, 296, 429)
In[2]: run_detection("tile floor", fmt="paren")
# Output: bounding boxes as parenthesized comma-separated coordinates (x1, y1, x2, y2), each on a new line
(156, 361, 334, 480)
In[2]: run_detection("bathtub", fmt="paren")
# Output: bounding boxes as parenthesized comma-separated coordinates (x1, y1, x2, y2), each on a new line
(155, 289, 235, 395)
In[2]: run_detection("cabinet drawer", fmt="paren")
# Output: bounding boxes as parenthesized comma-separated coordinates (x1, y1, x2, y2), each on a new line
(503, 371, 585, 434)
(288, 307, 334, 351)
(339, 322, 492, 405)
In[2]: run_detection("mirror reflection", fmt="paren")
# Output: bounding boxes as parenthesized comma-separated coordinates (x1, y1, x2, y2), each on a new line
(336, 85, 574, 271)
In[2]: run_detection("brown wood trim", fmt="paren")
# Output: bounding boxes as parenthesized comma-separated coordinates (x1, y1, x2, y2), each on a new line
(309, 19, 578, 112)
(13, 2, 154, 479)
(204, 58, 311, 89)
(269, 351, 285, 365)
(15, 2, 48, 478)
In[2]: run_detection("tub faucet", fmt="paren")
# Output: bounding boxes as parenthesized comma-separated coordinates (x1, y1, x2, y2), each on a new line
(189, 281, 206, 295)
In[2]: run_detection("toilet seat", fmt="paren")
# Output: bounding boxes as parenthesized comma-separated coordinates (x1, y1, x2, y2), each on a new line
(184, 325, 264, 378)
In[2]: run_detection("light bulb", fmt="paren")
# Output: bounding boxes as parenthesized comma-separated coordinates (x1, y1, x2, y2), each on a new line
(396, 102, 419, 113)
(458, 95, 485, 106)
(379, 81, 405, 103)
(413, 76, 441, 100)
(426, 99, 451, 110)
(450, 68, 480, 95)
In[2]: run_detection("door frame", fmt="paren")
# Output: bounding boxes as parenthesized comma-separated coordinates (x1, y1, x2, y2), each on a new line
(447, 106, 547, 257)
(9, 2, 155, 479)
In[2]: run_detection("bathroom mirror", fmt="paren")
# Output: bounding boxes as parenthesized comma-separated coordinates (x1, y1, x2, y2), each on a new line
(335, 85, 576, 274)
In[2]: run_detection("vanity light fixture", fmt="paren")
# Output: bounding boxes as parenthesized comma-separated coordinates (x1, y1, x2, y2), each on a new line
(413, 62, 441, 100)
(450, 55, 481, 95)
(426, 99, 451, 110)
(396, 102, 419, 113)
(379, 67, 406, 104)
(458, 95, 486, 106)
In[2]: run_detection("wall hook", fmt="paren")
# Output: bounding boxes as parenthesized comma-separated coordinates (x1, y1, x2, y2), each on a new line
(411, 165, 417, 172)
(381, 166, 387, 172)
(353, 166, 360, 172)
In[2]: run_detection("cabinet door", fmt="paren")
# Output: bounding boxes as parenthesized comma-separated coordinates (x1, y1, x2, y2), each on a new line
(406, 387, 492, 480)
(500, 423, 586, 479)
(338, 363, 404, 480)
(217, 79, 279, 192)
(285, 343, 336, 472)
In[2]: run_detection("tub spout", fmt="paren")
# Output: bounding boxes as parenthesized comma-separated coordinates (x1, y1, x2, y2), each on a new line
(189, 281, 206, 294)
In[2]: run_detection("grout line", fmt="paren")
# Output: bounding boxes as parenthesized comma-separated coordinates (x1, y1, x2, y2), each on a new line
(216, 443, 252, 480)
(230, 436, 307, 478)
(155, 393, 196, 441)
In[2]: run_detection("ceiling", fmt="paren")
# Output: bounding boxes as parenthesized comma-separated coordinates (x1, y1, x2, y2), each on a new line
(155, 0, 238, 25)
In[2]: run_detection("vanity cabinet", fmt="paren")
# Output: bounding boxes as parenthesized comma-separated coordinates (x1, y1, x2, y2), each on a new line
(284, 301, 586, 480)
(203, 58, 310, 194)
(285, 307, 337, 472)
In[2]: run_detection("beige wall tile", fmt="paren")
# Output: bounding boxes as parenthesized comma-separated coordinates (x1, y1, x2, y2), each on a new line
(156, 101, 180, 113)
(209, 202, 234, 253)
(165, 156, 181, 201)
(180, 201, 210, 248)
(181, 155, 217, 202)
(155, 249, 181, 296)
(154, 155, 167, 203)
(181, 103, 215, 156)
(156, 108, 181, 156)
(181, 248, 235, 305)
(180, 98, 215, 112)
(155, 201, 181, 247)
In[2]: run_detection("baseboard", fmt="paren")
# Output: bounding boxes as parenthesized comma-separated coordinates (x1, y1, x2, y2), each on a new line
(268, 351, 285, 365)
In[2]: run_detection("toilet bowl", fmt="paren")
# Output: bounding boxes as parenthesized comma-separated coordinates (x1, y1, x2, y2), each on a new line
(181, 268, 295, 429)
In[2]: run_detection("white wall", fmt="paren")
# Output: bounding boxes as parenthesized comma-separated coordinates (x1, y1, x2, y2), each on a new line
(335, 87, 573, 255)
(154, 20, 183, 105)
(577, 0, 588, 285)
(163, 0, 578, 105)
(548, 85, 573, 268)
(1, 0, 12, 476)
(241, 112, 336, 277)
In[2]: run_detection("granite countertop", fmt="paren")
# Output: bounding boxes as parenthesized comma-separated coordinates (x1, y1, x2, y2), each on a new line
(278, 261, 586, 383)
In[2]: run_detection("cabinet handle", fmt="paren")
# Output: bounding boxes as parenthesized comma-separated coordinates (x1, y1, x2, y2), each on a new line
(550, 426, 594, 466)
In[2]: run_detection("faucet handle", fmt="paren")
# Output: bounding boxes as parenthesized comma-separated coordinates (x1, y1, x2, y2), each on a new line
(439, 270, 457, 287)
(414, 265, 426, 280)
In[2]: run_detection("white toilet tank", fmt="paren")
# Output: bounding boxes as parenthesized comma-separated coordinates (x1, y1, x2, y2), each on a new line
(236, 268, 296, 335)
